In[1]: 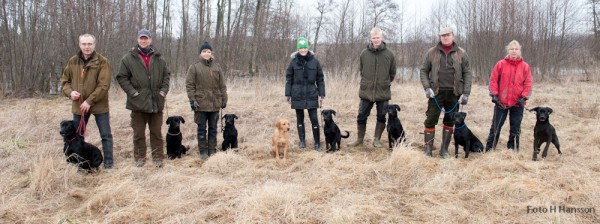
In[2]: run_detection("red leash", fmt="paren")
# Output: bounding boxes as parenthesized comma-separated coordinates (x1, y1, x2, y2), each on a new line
(76, 97, 87, 137)
(75, 69, 87, 137)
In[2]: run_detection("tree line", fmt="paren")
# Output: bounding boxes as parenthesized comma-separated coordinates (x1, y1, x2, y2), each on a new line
(1, 0, 598, 97)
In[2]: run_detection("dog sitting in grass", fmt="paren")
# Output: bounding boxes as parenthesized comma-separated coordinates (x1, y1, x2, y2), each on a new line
(60, 120, 103, 171)
(271, 118, 290, 159)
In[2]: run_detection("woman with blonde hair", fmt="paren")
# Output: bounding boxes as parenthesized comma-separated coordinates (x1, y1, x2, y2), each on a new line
(485, 40, 533, 151)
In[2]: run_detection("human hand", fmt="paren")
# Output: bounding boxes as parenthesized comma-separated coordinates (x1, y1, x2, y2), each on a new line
(190, 101, 199, 111)
(319, 96, 324, 107)
(286, 96, 291, 104)
(80, 101, 91, 113)
(425, 88, 435, 98)
(221, 101, 226, 109)
(70, 91, 81, 101)
(132, 92, 140, 97)
(459, 94, 469, 105)
(516, 97, 526, 107)
(159, 91, 166, 97)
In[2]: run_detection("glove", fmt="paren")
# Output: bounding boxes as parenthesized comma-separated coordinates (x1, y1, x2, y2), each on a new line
(491, 95, 500, 105)
(190, 101, 199, 111)
(516, 97, 526, 107)
(425, 88, 435, 98)
(459, 94, 469, 105)
(221, 101, 227, 109)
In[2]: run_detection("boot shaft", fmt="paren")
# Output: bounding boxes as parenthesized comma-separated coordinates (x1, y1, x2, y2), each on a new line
(439, 126, 453, 158)
(424, 128, 435, 157)
(298, 123, 306, 148)
(372, 122, 385, 148)
(347, 123, 367, 147)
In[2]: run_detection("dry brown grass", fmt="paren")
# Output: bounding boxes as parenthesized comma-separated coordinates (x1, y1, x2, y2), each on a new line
(0, 77, 599, 223)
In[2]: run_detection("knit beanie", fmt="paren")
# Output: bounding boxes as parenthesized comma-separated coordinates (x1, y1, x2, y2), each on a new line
(199, 41, 212, 53)
(296, 37, 309, 49)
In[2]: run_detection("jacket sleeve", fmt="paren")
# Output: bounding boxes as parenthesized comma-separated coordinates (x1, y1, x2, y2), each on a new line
(60, 61, 74, 98)
(389, 52, 397, 81)
(284, 60, 294, 97)
(159, 59, 170, 94)
(461, 51, 473, 95)
(86, 59, 111, 106)
(521, 63, 533, 99)
(316, 60, 325, 97)
(185, 65, 196, 102)
(115, 55, 137, 96)
(219, 68, 228, 105)
(488, 61, 502, 96)
(419, 50, 432, 90)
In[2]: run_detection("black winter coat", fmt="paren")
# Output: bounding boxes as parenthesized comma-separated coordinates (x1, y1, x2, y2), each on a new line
(285, 52, 325, 109)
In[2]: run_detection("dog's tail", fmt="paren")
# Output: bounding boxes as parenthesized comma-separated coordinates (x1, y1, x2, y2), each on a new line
(341, 131, 350, 138)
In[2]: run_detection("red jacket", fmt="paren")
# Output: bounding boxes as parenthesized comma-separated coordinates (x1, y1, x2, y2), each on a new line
(489, 56, 533, 107)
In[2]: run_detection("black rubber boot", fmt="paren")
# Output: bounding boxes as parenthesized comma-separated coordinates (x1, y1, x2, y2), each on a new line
(208, 139, 217, 156)
(298, 123, 306, 149)
(424, 129, 435, 157)
(198, 138, 208, 159)
(312, 125, 321, 152)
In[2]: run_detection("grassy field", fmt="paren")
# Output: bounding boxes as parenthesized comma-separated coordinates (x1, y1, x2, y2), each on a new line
(0, 77, 598, 223)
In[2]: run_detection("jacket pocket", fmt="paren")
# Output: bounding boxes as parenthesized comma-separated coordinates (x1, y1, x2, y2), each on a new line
(127, 89, 151, 112)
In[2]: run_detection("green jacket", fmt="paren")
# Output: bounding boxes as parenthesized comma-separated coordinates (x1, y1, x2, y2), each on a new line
(61, 51, 111, 115)
(419, 42, 472, 96)
(359, 42, 397, 102)
(186, 58, 228, 112)
(116, 46, 170, 113)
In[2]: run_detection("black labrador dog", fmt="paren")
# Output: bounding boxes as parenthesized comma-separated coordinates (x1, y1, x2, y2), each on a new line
(321, 109, 350, 153)
(385, 104, 406, 149)
(59, 120, 103, 171)
(221, 114, 239, 151)
(529, 107, 561, 161)
(166, 116, 187, 159)
(451, 112, 484, 158)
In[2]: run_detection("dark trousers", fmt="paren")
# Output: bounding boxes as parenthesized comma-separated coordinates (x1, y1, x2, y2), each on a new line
(195, 111, 219, 141)
(485, 105, 524, 150)
(424, 90, 459, 128)
(356, 99, 388, 124)
(295, 109, 318, 127)
(73, 112, 113, 165)
(131, 111, 164, 161)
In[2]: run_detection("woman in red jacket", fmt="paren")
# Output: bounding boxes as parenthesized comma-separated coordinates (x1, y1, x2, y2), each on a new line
(485, 40, 533, 151)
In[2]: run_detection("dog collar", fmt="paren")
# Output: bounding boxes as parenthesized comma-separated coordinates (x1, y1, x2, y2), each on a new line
(167, 131, 181, 136)
(455, 123, 466, 129)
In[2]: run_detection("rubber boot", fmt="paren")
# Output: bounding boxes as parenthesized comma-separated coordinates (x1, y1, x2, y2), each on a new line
(103, 149, 114, 169)
(347, 123, 366, 147)
(198, 138, 208, 159)
(312, 125, 321, 152)
(440, 126, 453, 158)
(424, 128, 435, 157)
(372, 122, 386, 148)
(208, 139, 217, 156)
(298, 123, 306, 149)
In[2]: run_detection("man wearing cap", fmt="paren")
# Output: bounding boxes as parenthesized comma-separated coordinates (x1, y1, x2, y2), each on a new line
(61, 33, 114, 169)
(347, 27, 396, 149)
(285, 37, 325, 151)
(186, 41, 227, 159)
(419, 26, 473, 158)
(116, 29, 171, 168)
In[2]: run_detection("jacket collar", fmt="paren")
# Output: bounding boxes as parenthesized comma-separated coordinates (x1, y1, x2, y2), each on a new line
(367, 41, 387, 52)
(503, 55, 523, 65)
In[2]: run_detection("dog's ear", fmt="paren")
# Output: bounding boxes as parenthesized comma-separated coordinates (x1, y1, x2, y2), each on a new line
(332, 110, 336, 116)
(234, 114, 238, 119)
(461, 112, 467, 118)
(166, 117, 172, 125)
(547, 107, 553, 114)
(321, 110, 326, 116)
(529, 107, 540, 113)
(179, 116, 185, 124)
(394, 105, 401, 112)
